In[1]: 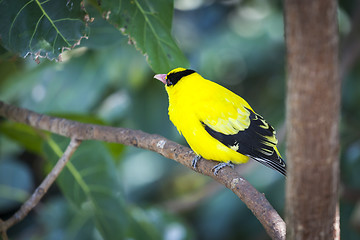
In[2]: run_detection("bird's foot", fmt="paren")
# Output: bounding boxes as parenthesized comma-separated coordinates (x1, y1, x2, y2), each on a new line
(212, 162, 235, 176)
(192, 155, 202, 169)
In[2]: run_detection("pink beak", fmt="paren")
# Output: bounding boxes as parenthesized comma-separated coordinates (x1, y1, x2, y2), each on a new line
(154, 74, 167, 85)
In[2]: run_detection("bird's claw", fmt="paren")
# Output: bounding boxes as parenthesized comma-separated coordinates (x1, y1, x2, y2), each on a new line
(192, 155, 202, 169)
(212, 162, 235, 176)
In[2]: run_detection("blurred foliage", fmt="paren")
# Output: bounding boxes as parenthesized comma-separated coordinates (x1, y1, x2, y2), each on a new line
(0, 0, 188, 72)
(0, 0, 359, 239)
(0, 0, 89, 61)
(96, 0, 190, 72)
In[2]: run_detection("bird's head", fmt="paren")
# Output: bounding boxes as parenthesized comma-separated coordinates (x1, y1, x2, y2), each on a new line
(154, 68, 196, 87)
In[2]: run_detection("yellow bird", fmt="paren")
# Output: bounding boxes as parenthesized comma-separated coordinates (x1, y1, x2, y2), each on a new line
(154, 68, 286, 176)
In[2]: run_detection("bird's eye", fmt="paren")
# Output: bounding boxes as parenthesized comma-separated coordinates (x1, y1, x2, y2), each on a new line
(165, 69, 195, 87)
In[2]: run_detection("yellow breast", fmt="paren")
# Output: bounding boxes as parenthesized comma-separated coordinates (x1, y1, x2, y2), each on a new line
(165, 73, 250, 164)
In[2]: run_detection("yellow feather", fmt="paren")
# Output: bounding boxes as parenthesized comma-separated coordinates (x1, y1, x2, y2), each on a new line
(165, 69, 252, 164)
(156, 68, 285, 174)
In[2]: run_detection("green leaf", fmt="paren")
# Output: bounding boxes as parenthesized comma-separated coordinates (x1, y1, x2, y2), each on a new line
(80, 3, 127, 49)
(50, 113, 107, 125)
(0, 122, 46, 155)
(97, 0, 189, 73)
(0, 0, 89, 61)
(104, 142, 125, 162)
(44, 135, 158, 239)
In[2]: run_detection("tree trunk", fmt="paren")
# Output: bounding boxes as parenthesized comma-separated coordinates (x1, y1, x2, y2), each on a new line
(285, 0, 340, 239)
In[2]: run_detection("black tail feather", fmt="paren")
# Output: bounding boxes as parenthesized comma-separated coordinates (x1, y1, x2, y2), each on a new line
(251, 155, 287, 176)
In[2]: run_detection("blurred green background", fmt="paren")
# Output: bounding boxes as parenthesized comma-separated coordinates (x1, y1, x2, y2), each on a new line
(0, 0, 359, 239)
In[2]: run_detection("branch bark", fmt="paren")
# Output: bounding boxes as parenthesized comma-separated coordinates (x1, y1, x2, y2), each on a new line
(285, 0, 340, 239)
(0, 137, 81, 238)
(0, 100, 286, 239)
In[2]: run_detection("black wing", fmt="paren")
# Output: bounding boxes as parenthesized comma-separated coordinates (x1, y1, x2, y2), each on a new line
(202, 108, 287, 176)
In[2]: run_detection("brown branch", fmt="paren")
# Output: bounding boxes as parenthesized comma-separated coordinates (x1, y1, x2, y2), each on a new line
(0, 137, 81, 238)
(0, 101, 286, 240)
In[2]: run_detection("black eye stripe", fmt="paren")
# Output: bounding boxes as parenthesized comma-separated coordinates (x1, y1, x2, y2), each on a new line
(166, 69, 195, 86)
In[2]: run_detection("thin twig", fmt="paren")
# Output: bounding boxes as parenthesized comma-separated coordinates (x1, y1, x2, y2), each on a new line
(0, 101, 286, 240)
(0, 137, 81, 236)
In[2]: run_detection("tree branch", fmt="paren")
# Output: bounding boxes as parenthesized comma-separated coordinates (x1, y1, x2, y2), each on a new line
(0, 101, 286, 240)
(0, 137, 81, 238)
